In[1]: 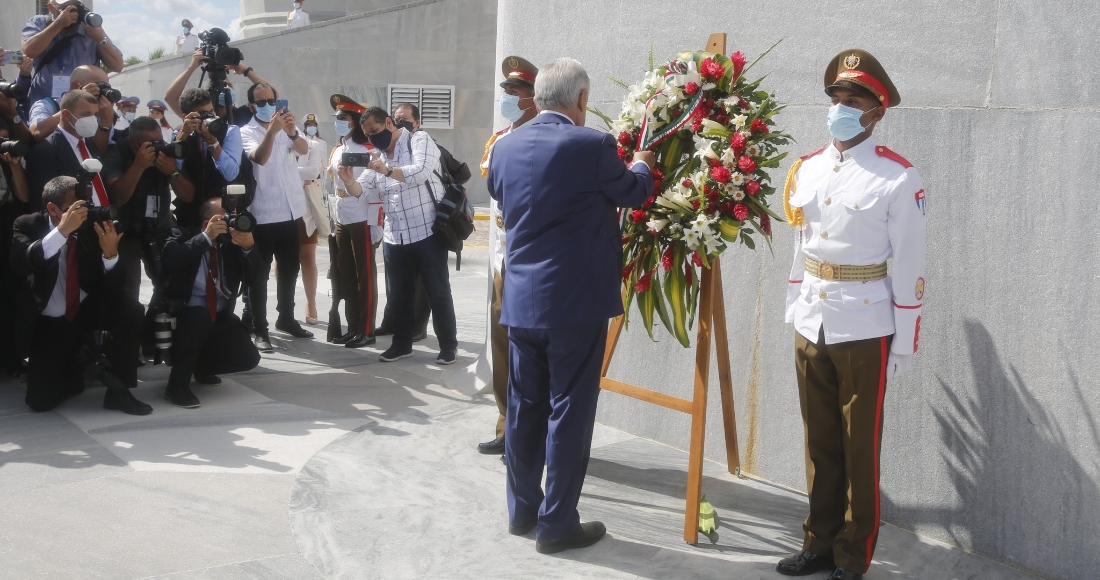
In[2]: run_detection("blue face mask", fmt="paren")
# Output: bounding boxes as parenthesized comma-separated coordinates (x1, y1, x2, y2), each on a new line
(826, 103, 877, 142)
(254, 103, 276, 123)
(500, 94, 528, 123)
(218, 88, 237, 107)
(334, 120, 351, 137)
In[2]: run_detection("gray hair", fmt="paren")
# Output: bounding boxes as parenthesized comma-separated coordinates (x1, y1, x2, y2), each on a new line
(60, 89, 97, 113)
(534, 58, 590, 110)
(43, 176, 78, 208)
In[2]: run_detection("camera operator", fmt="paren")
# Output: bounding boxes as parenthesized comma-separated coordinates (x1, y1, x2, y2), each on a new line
(25, 89, 112, 211)
(165, 51, 269, 128)
(171, 87, 243, 228)
(102, 116, 193, 303)
(26, 64, 113, 142)
(160, 197, 260, 408)
(21, 1, 124, 109)
(0, 117, 31, 378)
(11, 176, 151, 415)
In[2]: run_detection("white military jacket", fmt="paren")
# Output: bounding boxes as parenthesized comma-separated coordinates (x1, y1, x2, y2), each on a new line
(481, 126, 513, 275)
(785, 137, 926, 355)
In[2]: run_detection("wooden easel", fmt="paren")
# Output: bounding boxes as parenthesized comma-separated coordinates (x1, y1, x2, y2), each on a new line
(600, 32, 741, 546)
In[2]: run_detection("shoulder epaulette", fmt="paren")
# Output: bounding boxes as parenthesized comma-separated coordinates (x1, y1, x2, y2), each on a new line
(874, 145, 913, 168)
(800, 144, 827, 161)
(494, 127, 508, 136)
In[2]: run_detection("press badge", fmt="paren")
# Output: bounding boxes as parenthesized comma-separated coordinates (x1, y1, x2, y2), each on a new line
(146, 196, 159, 218)
(52, 75, 70, 100)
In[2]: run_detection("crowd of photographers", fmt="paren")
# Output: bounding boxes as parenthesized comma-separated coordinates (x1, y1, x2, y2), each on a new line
(0, 1, 472, 414)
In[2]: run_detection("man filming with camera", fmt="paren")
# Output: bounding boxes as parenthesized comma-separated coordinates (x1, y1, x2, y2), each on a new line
(11, 175, 151, 415)
(21, 1, 124, 110)
(164, 29, 265, 128)
(172, 87, 243, 228)
(102, 116, 193, 303)
(160, 197, 261, 408)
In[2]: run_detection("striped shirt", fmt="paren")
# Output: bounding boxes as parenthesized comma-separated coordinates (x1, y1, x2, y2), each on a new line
(355, 129, 443, 245)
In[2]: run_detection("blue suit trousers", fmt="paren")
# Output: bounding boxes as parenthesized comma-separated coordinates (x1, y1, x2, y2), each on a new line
(505, 321, 607, 539)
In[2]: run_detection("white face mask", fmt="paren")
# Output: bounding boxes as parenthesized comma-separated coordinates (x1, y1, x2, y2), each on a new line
(72, 114, 99, 138)
(123, 111, 135, 122)
(293, 2, 301, 9)
(305, 126, 317, 136)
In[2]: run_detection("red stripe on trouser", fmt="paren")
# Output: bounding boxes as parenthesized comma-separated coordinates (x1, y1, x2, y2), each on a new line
(363, 229, 373, 334)
(864, 336, 889, 570)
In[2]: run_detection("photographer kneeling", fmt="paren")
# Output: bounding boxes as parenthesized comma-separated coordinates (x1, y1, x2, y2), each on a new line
(103, 116, 193, 303)
(11, 176, 151, 415)
(160, 197, 260, 408)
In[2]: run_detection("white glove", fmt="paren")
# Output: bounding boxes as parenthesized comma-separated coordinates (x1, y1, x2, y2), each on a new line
(885, 352, 913, 381)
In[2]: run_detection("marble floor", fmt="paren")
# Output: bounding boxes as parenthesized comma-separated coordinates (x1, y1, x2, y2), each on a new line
(0, 243, 1036, 579)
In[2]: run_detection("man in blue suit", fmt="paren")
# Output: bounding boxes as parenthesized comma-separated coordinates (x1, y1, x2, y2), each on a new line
(487, 57, 656, 554)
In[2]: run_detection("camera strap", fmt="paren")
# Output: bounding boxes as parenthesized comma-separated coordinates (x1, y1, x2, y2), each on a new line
(34, 34, 76, 75)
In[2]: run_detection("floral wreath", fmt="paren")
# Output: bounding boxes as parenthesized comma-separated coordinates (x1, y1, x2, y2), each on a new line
(598, 45, 791, 347)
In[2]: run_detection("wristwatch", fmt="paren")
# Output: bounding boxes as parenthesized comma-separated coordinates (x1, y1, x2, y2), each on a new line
(99, 126, 110, 133)
(385, 165, 394, 177)
(169, 171, 180, 181)
(288, 131, 300, 140)
(11, 115, 21, 125)
(98, 37, 111, 48)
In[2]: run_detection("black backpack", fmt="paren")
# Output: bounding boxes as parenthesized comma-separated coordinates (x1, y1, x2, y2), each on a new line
(407, 135, 475, 269)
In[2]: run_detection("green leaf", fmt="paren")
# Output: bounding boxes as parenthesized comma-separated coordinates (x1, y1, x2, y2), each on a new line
(743, 38, 784, 77)
(608, 77, 631, 90)
(662, 244, 691, 347)
(589, 107, 615, 132)
(741, 232, 756, 250)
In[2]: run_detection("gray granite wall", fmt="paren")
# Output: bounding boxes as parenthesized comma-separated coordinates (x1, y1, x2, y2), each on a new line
(499, 1, 1100, 578)
(2, 1, 47, 58)
(108, 0, 496, 203)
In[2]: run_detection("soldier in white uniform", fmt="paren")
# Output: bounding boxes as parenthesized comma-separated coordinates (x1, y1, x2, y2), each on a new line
(287, 1, 310, 29)
(476, 55, 539, 458)
(777, 49, 926, 580)
(175, 20, 198, 55)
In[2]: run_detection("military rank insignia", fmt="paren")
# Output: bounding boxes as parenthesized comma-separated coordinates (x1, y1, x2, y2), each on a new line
(915, 189, 926, 215)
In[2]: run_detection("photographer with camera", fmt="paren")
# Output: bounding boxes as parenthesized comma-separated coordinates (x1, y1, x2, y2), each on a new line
(25, 89, 111, 211)
(102, 116, 193, 303)
(21, 1, 125, 110)
(164, 32, 265, 128)
(11, 175, 151, 415)
(160, 196, 260, 408)
(26, 64, 115, 143)
(172, 87, 244, 228)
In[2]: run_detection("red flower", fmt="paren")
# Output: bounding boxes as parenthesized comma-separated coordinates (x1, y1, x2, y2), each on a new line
(730, 131, 747, 153)
(651, 167, 665, 180)
(684, 82, 700, 95)
(707, 157, 721, 168)
(706, 188, 720, 202)
(711, 112, 729, 125)
(738, 98, 750, 110)
(642, 195, 655, 208)
(617, 146, 628, 160)
(691, 118, 703, 132)
(634, 269, 655, 292)
(760, 214, 772, 236)
(617, 131, 633, 146)
(661, 245, 674, 271)
(710, 166, 731, 183)
(720, 201, 735, 214)
(733, 203, 750, 221)
(692, 199, 701, 210)
(682, 179, 693, 188)
(631, 209, 646, 223)
(750, 119, 769, 135)
(622, 260, 635, 281)
(745, 180, 761, 196)
(706, 202, 718, 214)
(737, 156, 757, 174)
(730, 51, 746, 81)
(700, 57, 724, 81)
(691, 252, 704, 267)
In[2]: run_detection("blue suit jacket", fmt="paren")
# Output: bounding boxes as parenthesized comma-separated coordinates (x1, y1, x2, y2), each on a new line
(487, 113, 653, 329)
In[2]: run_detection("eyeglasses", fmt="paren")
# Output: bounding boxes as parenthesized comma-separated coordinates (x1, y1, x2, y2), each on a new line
(252, 99, 278, 106)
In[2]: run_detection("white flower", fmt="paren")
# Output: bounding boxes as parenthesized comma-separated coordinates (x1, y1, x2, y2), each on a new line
(720, 148, 737, 167)
(732, 114, 748, 129)
(747, 144, 760, 157)
(731, 172, 746, 186)
(733, 190, 745, 201)
(646, 218, 670, 233)
(683, 229, 701, 249)
(692, 134, 718, 160)
(703, 235, 724, 255)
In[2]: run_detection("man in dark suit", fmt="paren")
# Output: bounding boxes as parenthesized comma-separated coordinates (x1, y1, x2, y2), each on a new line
(486, 57, 655, 554)
(160, 197, 261, 408)
(25, 89, 114, 211)
(11, 176, 151, 414)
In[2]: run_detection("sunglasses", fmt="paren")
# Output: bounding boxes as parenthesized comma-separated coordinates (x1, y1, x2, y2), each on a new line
(252, 99, 278, 106)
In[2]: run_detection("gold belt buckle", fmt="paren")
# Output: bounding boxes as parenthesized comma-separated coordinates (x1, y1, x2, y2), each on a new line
(819, 262, 835, 281)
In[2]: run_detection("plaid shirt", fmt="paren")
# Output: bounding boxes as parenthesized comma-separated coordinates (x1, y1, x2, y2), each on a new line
(355, 129, 443, 245)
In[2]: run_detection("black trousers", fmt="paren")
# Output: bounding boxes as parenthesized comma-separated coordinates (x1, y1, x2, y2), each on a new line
(380, 272, 431, 335)
(168, 306, 260, 389)
(249, 219, 301, 330)
(335, 221, 377, 335)
(26, 294, 143, 412)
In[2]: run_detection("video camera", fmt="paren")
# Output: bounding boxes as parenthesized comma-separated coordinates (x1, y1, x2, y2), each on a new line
(0, 78, 28, 100)
(74, 159, 118, 224)
(0, 137, 29, 158)
(197, 28, 242, 124)
(95, 81, 121, 103)
(221, 184, 255, 233)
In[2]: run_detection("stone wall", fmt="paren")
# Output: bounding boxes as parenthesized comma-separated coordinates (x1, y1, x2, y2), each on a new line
(109, 0, 496, 203)
(498, 2, 1100, 578)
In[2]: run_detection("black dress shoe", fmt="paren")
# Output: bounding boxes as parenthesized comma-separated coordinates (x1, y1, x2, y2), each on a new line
(478, 436, 506, 455)
(276, 318, 314, 339)
(345, 333, 376, 348)
(103, 388, 153, 415)
(535, 521, 606, 554)
(332, 330, 357, 345)
(776, 550, 835, 576)
(826, 568, 862, 580)
(254, 331, 274, 353)
(194, 374, 222, 385)
(164, 385, 201, 408)
(509, 521, 535, 536)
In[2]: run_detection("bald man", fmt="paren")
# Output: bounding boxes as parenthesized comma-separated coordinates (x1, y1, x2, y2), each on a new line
(28, 64, 114, 144)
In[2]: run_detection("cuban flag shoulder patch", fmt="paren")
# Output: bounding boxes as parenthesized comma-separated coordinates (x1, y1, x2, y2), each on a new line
(915, 189, 926, 216)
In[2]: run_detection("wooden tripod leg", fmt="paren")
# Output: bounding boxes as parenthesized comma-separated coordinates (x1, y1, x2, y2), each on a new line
(711, 259, 741, 474)
(602, 314, 625, 378)
(683, 265, 715, 544)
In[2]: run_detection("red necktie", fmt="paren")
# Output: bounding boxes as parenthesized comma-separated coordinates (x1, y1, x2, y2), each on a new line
(206, 248, 219, 320)
(75, 139, 110, 207)
(65, 236, 80, 321)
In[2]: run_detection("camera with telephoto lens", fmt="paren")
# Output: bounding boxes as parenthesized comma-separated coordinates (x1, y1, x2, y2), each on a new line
(0, 137, 28, 158)
(221, 184, 255, 233)
(150, 140, 184, 159)
(94, 81, 121, 103)
(70, 3, 103, 28)
(198, 28, 242, 67)
(0, 78, 28, 100)
(74, 159, 119, 225)
(197, 111, 228, 141)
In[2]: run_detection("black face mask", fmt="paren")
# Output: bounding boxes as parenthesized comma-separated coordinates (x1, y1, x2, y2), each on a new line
(394, 120, 415, 133)
(368, 127, 394, 150)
